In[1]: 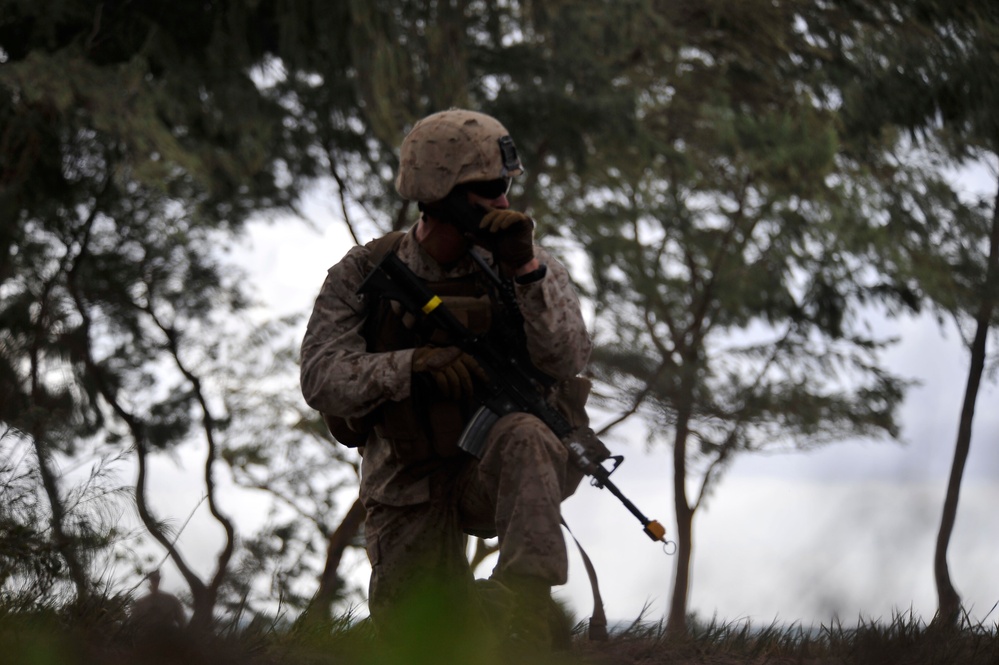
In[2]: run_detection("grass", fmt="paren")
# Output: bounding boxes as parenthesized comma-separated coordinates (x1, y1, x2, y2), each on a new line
(2, 599, 998, 665)
(572, 608, 999, 665)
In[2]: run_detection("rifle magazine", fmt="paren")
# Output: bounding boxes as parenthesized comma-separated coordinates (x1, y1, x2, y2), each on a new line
(458, 405, 501, 458)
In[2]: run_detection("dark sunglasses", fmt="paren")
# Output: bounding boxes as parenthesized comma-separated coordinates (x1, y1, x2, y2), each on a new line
(464, 177, 512, 199)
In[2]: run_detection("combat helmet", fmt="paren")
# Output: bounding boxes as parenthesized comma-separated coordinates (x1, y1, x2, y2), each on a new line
(395, 109, 524, 203)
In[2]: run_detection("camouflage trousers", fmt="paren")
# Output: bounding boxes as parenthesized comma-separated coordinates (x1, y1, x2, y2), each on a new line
(363, 412, 582, 622)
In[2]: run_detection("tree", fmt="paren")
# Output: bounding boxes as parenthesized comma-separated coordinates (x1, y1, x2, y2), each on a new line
(837, 0, 999, 625)
(521, 1, 921, 633)
(0, 0, 318, 624)
(218, 321, 368, 619)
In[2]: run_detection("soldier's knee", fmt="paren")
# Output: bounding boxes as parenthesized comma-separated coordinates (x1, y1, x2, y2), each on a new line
(490, 412, 566, 465)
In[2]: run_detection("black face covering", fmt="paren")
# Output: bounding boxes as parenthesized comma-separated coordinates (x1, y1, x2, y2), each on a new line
(422, 185, 488, 237)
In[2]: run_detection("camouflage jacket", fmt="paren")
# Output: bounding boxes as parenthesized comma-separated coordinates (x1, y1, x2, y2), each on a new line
(300, 225, 592, 506)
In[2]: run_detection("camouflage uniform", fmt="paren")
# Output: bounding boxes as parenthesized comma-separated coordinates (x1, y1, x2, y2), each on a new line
(301, 227, 592, 619)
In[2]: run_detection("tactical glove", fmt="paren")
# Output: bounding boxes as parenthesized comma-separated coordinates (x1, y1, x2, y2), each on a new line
(412, 346, 487, 400)
(478, 209, 535, 272)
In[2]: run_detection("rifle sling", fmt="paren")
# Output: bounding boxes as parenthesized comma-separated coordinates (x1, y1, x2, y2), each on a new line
(561, 517, 609, 641)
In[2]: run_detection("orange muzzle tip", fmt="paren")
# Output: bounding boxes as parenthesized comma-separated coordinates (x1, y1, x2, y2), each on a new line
(644, 520, 666, 542)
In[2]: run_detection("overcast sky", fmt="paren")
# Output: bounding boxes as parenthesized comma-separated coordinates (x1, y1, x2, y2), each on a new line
(147, 161, 999, 630)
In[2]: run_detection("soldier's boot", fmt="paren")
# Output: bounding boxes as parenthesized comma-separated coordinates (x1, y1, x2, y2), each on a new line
(473, 577, 517, 630)
(499, 573, 566, 653)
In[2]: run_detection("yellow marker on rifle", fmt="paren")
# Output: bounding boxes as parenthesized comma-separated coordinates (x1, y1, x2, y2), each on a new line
(421, 295, 442, 314)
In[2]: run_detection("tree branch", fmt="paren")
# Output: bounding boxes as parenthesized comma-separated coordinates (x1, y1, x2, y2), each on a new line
(142, 306, 236, 627)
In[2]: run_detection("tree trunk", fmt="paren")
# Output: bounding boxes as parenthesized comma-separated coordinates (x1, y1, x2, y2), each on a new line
(27, 293, 90, 603)
(301, 497, 367, 624)
(934, 174, 999, 625)
(666, 406, 694, 636)
(32, 432, 91, 603)
(133, 438, 208, 625)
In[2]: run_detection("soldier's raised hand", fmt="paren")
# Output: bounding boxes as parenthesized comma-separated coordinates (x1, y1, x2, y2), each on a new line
(478, 209, 535, 272)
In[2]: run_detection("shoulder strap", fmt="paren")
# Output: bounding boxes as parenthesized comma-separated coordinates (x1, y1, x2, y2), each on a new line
(365, 230, 406, 266)
(319, 231, 406, 448)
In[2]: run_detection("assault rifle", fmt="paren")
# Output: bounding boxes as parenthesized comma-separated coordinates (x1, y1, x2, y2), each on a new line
(358, 250, 671, 547)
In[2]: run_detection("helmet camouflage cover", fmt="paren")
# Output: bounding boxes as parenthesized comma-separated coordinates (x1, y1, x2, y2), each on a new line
(395, 109, 525, 203)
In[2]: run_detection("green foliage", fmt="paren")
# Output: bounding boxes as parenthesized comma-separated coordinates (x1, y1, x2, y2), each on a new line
(0, 433, 66, 605)
(562, 2, 911, 478)
(0, 427, 132, 609)
(836, 0, 999, 328)
(842, 1, 999, 157)
(0, 0, 323, 615)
